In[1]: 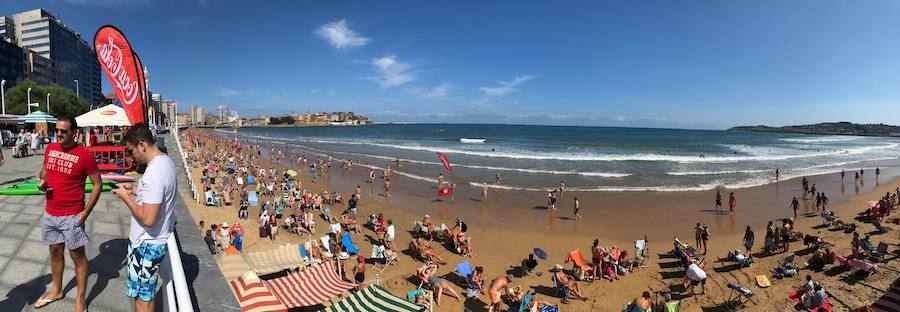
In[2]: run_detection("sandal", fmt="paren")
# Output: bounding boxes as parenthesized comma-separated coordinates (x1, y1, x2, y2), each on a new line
(33, 295, 62, 309)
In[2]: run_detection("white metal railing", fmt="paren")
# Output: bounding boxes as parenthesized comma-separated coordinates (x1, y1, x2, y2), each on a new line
(162, 126, 196, 312)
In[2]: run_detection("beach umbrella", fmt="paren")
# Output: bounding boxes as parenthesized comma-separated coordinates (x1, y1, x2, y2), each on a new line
(533, 248, 547, 260)
(286, 169, 298, 177)
(867, 201, 879, 208)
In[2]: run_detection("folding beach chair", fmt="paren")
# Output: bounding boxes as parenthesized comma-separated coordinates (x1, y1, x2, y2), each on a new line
(565, 249, 594, 279)
(849, 258, 878, 277)
(871, 242, 890, 262)
(551, 274, 572, 302)
(342, 232, 360, 255)
(635, 238, 647, 265)
(664, 300, 682, 312)
(509, 291, 533, 312)
(724, 283, 757, 311)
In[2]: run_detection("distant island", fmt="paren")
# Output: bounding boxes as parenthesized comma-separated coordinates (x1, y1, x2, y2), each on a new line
(728, 122, 900, 137)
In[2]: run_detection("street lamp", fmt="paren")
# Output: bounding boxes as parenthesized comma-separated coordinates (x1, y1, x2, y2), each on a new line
(46, 93, 51, 114)
(74, 79, 79, 99)
(27, 87, 31, 114)
(1, 79, 6, 115)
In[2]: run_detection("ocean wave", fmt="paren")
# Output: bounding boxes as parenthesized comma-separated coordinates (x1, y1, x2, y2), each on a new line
(666, 169, 772, 176)
(299, 142, 631, 177)
(779, 136, 864, 144)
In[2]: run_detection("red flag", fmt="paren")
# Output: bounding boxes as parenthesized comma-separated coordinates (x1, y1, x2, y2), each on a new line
(94, 25, 145, 126)
(437, 152, 452, 173)
(438, 185, 453, 197)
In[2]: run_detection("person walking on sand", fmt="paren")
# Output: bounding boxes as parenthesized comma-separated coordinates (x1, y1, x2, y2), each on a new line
(728, 192, 736, 213)
(383, 178, 391, 199)
(791, 196, 800, 218)
(112, 124, 178, 312)
(495, 170, 502, 184)
(33, 116, 102, 311)
(547, 190, 557, 210)
(481, 181, 488, 202)
(701, 224, 710, 254)
(437, 173, 444, 189)
(573, 197, 581, 220)
(715, 189, 723, 211)
(743, 226, 754, 259)
(694, 223, 703, 250)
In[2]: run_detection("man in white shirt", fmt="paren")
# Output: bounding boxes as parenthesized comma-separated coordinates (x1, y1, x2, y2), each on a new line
(683, 259, 707, 295)
(386, 219, 396, 250)
(111, 125, 178, 312)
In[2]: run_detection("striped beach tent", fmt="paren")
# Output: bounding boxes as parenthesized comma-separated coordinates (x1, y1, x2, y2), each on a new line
(872, 276, 900, 312)
(322, 285, 423, 312)
(266, 261, 356, 308)
(217, 253, 252, 281)
(244, 243, 306, 274)
(229, 271, 288, 312)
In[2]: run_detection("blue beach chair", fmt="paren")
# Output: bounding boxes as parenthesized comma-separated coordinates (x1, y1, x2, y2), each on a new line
(342, 232, 360, 255)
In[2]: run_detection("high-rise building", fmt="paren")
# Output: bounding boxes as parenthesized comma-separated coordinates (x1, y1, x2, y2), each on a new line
(11, 9, 101, 105)
(189, 105, 204, 125)
(0, 16, 16, 43)
(217, 105, 231, 124)
(0, 38, 24, 87)
(162, 100, 177, 127)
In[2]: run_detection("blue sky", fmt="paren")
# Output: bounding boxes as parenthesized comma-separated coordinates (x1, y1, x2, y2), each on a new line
(3, 0, 900, 129)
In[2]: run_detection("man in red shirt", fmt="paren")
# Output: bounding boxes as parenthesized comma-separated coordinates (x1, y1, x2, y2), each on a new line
(33, 116, 103, 311)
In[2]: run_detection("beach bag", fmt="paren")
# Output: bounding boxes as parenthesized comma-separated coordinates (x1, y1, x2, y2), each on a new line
(574, 267, 588, 280)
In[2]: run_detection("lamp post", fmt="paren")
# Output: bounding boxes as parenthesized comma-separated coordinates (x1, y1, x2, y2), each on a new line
(27, 87, 31, 114)
(74, 79, 79, 99)
(1, 79, 6, 115)
(46, 93, 51, 114)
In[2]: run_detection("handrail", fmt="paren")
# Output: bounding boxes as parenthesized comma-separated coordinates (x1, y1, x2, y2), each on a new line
(163, 126, 196, 312)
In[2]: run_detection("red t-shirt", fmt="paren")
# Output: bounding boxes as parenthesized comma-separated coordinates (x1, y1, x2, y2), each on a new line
(44, 143, 99, 216)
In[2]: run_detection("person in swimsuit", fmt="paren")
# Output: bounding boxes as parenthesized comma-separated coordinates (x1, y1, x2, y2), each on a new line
(574, 197, 581, 220)
(694, 223, 703, 251)
(715, 189, 723, 211)
(495, 170, 502, 184)
(591, 239, 606, 280)
(481, 182, 488, 202)
(488, 274, 513, 311)
(418, 265, 460, 307)
(353, 255, 366, 290)
(701, 224, 710, 254)
(626, 291, 652, 312)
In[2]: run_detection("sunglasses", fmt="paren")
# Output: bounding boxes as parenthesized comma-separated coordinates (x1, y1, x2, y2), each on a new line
(55, 128, 70, 135)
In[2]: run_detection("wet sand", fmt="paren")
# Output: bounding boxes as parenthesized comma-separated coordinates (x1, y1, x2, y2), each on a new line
(182, 133, 900, 311)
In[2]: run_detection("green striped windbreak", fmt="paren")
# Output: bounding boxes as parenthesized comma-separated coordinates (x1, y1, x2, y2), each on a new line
(324, 285, 422, 312)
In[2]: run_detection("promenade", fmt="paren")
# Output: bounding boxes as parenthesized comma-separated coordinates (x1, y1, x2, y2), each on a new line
(0, 134, 237, 312)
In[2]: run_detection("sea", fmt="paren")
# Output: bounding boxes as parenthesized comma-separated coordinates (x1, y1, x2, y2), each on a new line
(225, 124, 900, 192)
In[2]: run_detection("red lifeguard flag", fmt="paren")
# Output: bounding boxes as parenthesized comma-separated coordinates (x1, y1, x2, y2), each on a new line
(438, 185, 453, 197)
(94, 25, 145, 126)
(437, 153, 452, 173)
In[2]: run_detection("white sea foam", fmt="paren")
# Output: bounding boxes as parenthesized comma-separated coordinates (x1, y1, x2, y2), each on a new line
(779, 136, 864, 144)
(666, 169, 772, 176)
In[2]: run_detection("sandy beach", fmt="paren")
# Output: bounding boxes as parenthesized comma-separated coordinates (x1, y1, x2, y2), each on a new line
(181, 130, 899, 311)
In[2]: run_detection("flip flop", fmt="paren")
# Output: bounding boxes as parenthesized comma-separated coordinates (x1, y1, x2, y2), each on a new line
(33, 295, 62, 309)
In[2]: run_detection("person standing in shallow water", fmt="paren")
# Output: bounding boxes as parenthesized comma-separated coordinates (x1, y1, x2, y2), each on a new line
(728, 192, 736, 213)
(715, 189, 723, 211)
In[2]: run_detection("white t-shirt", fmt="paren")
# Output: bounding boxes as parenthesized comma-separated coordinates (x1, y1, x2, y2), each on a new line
(130, 154, 178, 246)
(686, 263, 707, 281)
(386, 224, 396, 241)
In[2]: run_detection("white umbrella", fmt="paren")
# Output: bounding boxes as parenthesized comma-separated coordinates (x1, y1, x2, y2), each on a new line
(75, 104, 130, 127)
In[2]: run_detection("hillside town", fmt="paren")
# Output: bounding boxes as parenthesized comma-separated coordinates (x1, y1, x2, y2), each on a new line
(177, 105, 372, 127)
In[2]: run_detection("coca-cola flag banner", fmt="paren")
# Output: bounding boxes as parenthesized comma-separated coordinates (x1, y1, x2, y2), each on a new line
(94, 25, 145, 126)
(437, 152, 452, 173)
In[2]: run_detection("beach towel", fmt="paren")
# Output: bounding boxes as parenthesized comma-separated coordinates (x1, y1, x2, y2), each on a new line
(872, 276, 900, 312)
(755, 275, 771, 288)
(267, 261, 356, 308)
(330, 223, 342, 234)
(322, 285, 422, 312)
(342, 232, 360, 255)
(229, 271, 288, 312)
(789, 290, 833, 312)
(249, 191, 259, 207)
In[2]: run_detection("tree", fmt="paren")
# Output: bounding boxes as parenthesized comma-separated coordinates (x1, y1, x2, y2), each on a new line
(4, 79, 90, 117)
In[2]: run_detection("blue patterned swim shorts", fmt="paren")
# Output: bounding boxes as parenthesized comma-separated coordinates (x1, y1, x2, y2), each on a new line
(125, 241, 168, 302)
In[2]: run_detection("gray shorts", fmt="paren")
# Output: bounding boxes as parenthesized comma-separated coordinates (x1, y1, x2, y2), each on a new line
(42, 212, 90, 250)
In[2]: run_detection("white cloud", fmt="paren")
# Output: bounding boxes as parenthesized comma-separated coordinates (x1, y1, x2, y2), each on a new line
(414, 82, 454, 99)
(213, 86, 257, 97)
(367, 55, 416, 88)
(479, 75, 536, 97)
(314, 19, 371, 51)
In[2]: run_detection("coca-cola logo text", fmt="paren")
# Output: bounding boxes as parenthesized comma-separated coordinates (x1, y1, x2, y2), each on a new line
(96, 35, 139, 106)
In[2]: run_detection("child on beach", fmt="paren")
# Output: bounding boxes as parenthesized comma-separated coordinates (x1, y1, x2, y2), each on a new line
(728, 192, 736, 213)
(574, 197, 581, 220)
